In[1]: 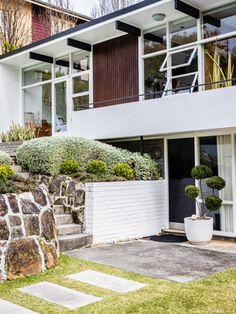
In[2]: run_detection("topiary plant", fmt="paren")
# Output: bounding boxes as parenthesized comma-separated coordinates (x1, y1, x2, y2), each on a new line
(60, 160, 81, 175)
(113, 163, 134, 180)
(0, 151, 11, 165)
(0, 164, 14, 183)
(86, 160, 107, 175)
(185, 164, 226, 219)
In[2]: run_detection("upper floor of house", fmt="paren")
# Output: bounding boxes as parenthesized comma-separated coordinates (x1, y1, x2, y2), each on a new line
(0, 0, 236, 139)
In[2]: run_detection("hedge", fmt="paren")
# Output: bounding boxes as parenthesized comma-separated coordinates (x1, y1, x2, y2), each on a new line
(16, 137, 159, 180)
(0, 151, 11, 165)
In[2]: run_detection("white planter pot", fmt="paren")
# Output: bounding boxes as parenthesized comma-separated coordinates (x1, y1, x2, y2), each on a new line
(184, 217, 213, 245)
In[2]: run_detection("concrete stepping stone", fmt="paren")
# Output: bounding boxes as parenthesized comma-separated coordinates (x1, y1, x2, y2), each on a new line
(0, 299, 37, 314)
(18, 281, 102, 310)
(66, 270, 146, 293)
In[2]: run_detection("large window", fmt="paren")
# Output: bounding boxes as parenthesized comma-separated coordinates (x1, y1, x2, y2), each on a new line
(24, 83, 52, 136)
(23, 64, 52, 86)
(203, 3, 236, 38)
(144, 25, 166, 55)
(199, 136, 233, 232)
(55, 81, 67, 132)
(204, 37, 236, 89)
(55, 55, 70, 78)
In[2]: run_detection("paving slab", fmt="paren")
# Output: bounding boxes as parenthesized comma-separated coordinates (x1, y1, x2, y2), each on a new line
(19, 281, 102, 310)
(67, 270, 146, 292)
(66, 240, 236, 283)
(0, 299, 37, 314)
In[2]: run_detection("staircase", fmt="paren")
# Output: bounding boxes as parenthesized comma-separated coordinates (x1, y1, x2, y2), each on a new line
(54, 205, 93, 252)
(11, 165, 30, 180)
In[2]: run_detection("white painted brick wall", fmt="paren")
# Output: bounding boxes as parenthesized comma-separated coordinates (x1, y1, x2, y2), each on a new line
(85, 180, 167, 244)
(0, 64, 21, 133)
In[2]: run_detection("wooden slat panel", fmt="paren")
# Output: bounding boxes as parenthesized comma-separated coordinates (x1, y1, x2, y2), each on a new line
(93, 34, 139, 108)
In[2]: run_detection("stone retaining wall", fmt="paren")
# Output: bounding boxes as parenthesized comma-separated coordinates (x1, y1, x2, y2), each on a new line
(0, 185, 58, 281)
(0, 141, 23, 157)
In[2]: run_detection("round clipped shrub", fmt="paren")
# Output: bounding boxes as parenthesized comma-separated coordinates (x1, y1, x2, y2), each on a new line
(60, 160, 81, 175)
(184, 185, 200, 199)
(205, 195, 222, 211)
(113, 163, 134, 180)
(0, 164, 14, 183)
(206, 176, 225, 191)
(191, 165, 213, 180)
(0, 151, 11, 165)
(86, 160, 107, 175)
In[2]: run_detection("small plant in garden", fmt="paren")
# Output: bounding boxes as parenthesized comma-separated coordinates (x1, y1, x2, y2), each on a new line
(0, 151, 11, 165)
(60, 160, 81, 175)
(86, 160, 107, 175)
(0, 164, 14, 183)
(0, 122, 36, 142)
(184, 165, 225, 219)
(113, 163, 134, 180)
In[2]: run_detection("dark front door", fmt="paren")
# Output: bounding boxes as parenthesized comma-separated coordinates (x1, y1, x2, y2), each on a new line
(168, 138, 195, 228)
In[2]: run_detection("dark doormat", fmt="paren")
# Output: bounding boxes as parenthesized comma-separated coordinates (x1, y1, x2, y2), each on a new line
(145, 234, 188, 243)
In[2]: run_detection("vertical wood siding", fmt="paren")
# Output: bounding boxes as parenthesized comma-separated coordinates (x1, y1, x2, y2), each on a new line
(93, 34, 139, 108)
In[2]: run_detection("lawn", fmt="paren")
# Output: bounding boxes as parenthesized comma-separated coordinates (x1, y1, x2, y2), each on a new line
(1, 254, 236, 314)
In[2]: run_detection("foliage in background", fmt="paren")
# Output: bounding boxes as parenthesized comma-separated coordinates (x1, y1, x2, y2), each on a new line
(185, 165, 225, 219)
(86, 160, 107, 175)
(0, 123, 36, 142)
(60, 160, 81, 175)
(91, 0, 140, 18)
(113, 163, 134, 180)
(16, 137, 159, 180)
(0, 151, 11, 165)
(0, 165, 14, 184)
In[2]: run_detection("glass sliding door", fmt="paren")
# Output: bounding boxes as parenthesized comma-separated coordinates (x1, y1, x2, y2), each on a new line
(54, 80, 68, 133)
(199, 135, 233, 232)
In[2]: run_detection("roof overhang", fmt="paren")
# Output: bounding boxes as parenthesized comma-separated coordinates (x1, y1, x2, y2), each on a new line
(0, 0, 233, 68)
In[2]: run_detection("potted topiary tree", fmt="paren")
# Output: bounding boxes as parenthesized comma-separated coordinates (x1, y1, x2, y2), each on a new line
(184, 165, 226, 245)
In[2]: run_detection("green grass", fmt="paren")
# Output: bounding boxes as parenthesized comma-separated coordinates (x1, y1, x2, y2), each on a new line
(1, 254, 236, 314)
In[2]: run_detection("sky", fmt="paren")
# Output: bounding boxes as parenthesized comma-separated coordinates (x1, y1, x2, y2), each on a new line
(70, 0, 98, 16)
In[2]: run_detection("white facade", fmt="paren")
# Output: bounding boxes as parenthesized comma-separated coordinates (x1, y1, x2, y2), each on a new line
(85, 180, 167, 243)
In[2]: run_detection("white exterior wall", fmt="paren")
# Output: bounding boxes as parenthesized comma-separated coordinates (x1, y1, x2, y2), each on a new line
(72, 86, 236, 139)
(85, 180, 167, 244)
(0, 64, 21, 133)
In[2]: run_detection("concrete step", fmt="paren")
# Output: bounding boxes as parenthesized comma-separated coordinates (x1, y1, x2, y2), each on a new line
(54, 205, 64, 215)
(55, 214, 73, 225)
(11, 165, 22, 173)
(57, 224, 82, 236)
(58, 233, 93, 252)
(16, 172, 30, 180)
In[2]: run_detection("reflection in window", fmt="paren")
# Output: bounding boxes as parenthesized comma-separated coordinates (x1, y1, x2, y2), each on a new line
(23, 64, 52, 86)
(55, 55, 70, 78)
(203, 3, 236, 38)
(204, 37, 236, 89)
(200, 136, 233, 232)
(73, 95, 90, 111)
(170, 17, 197, 47)
(72, 51, 90, 74)
(55, 81, 67, 132)
(24, 84, 52, 136)
(144, 54, 166, 99)
(144, 25, 166, 54)
(73, 74, 89, 94)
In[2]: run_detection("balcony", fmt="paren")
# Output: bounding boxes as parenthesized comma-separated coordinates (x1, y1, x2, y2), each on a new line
(71, 83, 236, 139)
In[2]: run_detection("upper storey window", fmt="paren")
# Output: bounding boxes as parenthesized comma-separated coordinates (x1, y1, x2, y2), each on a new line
(170, 17, 197, 48)
(144, 25, 166, 55)
(203, 3, 236, 38)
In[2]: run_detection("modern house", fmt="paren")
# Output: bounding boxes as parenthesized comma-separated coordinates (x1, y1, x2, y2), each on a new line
(0, 0, 235, 238)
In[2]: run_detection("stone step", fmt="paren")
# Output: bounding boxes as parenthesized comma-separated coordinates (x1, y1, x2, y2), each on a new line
(16, 172, 30, 180)
(58, 233, 93, 252)
(55, 214, 73, 225)
(57, 224, 82, 236)
(11, 165, 22, 173)
(53, 205, 65, 215)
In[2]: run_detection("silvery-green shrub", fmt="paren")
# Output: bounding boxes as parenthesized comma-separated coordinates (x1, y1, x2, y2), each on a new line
(16, 137, 159, 179)
(0, 151, 11, 165)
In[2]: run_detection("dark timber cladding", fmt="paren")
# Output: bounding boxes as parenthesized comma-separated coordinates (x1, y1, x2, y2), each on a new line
(93, 34, 139, 108)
